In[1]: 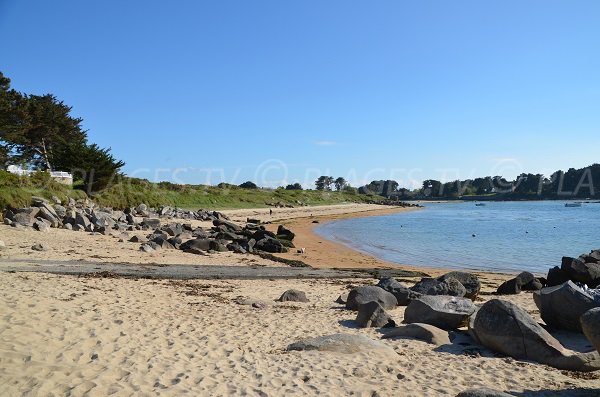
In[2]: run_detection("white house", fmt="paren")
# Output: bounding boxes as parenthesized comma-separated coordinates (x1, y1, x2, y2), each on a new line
(6, 165, 73, 185)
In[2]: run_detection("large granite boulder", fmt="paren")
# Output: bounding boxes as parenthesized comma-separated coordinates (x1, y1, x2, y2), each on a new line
(581, 308, 600, 353)
(410, 277, 466, 297)
(287, 333, 396, 356)
(437, 271, 481, 299)
(404, 295, 476, 330)
(470, 299, 600, 372)
(561, 256, 600, 288)
(382, 323, 451, 346)
(278, 289, 309, 303)
(533, 281, 599, 332)
(346, 286, 397, 311)
(376, 277, 422, 306)
(355, 301, 395, 328)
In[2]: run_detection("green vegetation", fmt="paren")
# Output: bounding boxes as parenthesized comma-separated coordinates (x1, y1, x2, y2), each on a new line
(91, 177, 382, 210)
(0, 170, 86, 209)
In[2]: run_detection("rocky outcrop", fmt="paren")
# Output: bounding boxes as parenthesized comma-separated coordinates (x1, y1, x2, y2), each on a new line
(456, 389, 515, 397)
(470, 299, 600, 372)
(546, 251, 600, 288)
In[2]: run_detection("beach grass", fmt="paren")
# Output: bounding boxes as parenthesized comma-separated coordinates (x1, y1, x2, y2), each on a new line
(0, 171, 382, 210)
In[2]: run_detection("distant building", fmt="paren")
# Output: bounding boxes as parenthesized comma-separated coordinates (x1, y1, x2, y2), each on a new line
(6, 165, 73, 185)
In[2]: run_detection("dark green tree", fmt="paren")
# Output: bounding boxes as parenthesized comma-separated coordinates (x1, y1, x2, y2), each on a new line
(285, 183, 303, 190)
(315, 176, 334, 191)
(334, 177, 347, 191)
(239, 181, 258, 189)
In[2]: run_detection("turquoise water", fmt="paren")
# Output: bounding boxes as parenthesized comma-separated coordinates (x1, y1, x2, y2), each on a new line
(315, 202, 600, 273)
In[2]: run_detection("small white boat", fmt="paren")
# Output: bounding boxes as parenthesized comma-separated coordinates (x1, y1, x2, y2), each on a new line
(565, 202, 582, 207)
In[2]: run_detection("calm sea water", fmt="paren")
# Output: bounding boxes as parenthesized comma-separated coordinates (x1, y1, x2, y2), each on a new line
(315, 201, 600, 273)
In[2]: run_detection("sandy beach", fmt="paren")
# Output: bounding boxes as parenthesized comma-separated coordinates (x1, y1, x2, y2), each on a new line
(1, 204, 599, 396)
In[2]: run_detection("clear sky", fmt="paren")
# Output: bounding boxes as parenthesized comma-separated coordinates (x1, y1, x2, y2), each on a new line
(1, 0, 599, 188)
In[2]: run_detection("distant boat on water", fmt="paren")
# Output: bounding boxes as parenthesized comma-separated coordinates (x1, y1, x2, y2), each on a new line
(565, 202, 582, 207)
(475, 203, 486, 207)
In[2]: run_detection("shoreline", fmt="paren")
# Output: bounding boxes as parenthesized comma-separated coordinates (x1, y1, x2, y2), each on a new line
(264, 205, 452, 276)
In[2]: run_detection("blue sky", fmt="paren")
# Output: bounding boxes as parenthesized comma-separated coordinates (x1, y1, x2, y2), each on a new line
(1, 0, 599, 188)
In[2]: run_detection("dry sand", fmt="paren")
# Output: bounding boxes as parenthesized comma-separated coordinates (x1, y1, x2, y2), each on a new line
(1, 203, 599, 396)
(0, 273, 598, 396)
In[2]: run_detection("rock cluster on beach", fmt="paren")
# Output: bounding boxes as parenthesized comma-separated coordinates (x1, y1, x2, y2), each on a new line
(2, 198, 297, 257)
(285, 264, 600, 381)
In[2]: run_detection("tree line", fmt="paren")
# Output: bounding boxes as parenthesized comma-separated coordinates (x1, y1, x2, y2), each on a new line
(0, 71, 124, 192)
(357, 166, 600, 200)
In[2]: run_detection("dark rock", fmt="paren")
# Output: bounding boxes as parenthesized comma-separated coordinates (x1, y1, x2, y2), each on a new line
(163, 223, 183, 236)
(377, 277, 422, 306)
(287, 333, 396, 356)
(382, 323, 451, 346)
(470, 299, 600, 372)
(521, 278, 543, 291)
(151, 236, 176, 250)
(209, 240, 229, 252)
(437, 271, 481, 299)
(226, 242, 247, 254)
(561, 256, 600, 287)
(346, 286, 398, 311)
(411, 277, 466, 297)
(581, 307, 600, 353)
(496, 272, 535, 295)
(533, 281, 599, 332)
(404, 295, 476, 330)
(254, 236, 287, 253)
(129, 235, 148, 243)
(167, 237, 183, 249)
(278, 289, 309, 302)
(180, 238, 211, 254)
(276, 225, 295, 241)
(75, 213, 91, 229)
(251, 229, 277, 241)
(355, 301, 395, 328)
(142, 218, 161, 229)
(212, 219, 242, 233)
(547, 266, 570, 287)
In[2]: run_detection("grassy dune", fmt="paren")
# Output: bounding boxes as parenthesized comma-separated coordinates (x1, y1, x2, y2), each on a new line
(0, 172, 382, 210)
